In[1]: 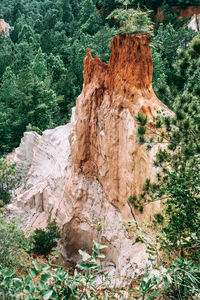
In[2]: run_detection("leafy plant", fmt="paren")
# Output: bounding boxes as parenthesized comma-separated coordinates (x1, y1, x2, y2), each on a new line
(0, 217, 30, 269)
(0, 242, 109, 299)
(0, 157, 16, 204)
(77, 241, 108, 297)
(30, 221, 61, 257)
(167, 257, 200, 298)
(107, 3, 154, 35)
(132, 36, 200, 298)
(0, 266, 22, 300)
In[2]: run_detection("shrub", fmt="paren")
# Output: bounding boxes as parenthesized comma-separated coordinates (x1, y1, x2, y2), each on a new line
(0, 217, 30, 269)
(30, 221, 61, 256)
(0, 242, 109, 299)
(0, 157, 17, 204)
(0, 200, 4, 208)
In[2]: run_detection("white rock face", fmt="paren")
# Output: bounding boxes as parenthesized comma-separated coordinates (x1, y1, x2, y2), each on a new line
(188, 15, 200, 32)
(6, 109, 149, 286)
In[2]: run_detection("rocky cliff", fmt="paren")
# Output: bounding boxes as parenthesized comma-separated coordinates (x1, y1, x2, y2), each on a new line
(7, 33, 171, 286)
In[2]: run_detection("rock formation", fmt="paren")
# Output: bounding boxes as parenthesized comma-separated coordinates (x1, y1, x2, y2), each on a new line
(7, 33, 171, 286)
(156, 6, 200, 28)
(0, 19, 11, 36)
(188, 14, 200, 32)
(71, 34, 170, 221)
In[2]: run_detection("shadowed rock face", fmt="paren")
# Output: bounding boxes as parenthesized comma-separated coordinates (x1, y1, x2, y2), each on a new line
(7, 34, 171, 286)
(71, 33, 170, 220)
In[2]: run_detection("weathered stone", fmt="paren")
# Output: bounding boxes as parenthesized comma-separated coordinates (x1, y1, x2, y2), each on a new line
(71, 33, 171, 221)
(7, 34, 172, 286)
(0, 19, 11, 36)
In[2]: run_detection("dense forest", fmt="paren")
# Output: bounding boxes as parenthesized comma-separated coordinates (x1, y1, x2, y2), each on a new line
(0, 0, 200, 299)
(0, 0, 198, 155)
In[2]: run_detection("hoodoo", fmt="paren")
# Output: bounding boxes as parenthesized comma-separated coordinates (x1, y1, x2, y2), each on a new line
(71, 33, 171, 220)
(7, 33, 171, 285)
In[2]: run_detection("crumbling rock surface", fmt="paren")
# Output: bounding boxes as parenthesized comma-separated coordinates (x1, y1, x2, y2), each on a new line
(0, 19, 10, 36)
(71, 33, 171, 220)
(7, 34, 171, 286)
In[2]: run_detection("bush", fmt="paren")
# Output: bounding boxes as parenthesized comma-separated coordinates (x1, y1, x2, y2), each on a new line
(0, 157, 17, 204)
(0, 217, 30, 269)
(30, 221, 61, 256)
(0, 242, 109, 300)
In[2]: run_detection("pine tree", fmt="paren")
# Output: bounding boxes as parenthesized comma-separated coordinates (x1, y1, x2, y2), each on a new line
(47, 53, 77, 122)
(0, 67, 16, 107)
(70, 0, 80, 18)
(89, 24, 116, 62)
(79, 0, 102, 35)
(0, 67, 17, 154)
(175, 36, 200, 97)
(61, 0, 74, 23)
(32, 48, 48, 82)
(0, 36, 14, 79)
(134, 36, 200, 260)
(107, 3, 153, 35)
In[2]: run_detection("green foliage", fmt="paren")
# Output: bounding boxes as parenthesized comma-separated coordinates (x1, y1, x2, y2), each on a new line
(89, 24, 116, 63)
(175, 35, 200, 99)
(107, 5, 153, 35)
(0, 200, 4, 208)
(137, 258, 200, 299)
(0, 242, 110, 299)
(99, 0, 200, 14)
(136, 104, 200, 258)
(133, 34, 200, 298)
(151, 23, 197, 107)
(0, 157, 16, 204)
(79, 0, 102, 35)
(60, 0, 74, 24)
(0, 217, 30, 269)
(30, 221, 61, 257)
(0, 0, 197, 155)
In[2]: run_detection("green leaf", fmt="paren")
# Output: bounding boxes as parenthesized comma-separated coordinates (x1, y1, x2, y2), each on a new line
(163, 276, 171, 289)
(41, 273, 51, 283)
(29, 267, 39, 278)
(38, 279, 46, 290)
(29, 280, 37, 294)
(93, 241, 107, 252)
(96, 253, 105, 259)
(12, 278, 22, 288)
(24, 286, 30, 293)
(42, 289, 53, 300)
(78, 250, 91, 261)
(32, 261, 41, 272)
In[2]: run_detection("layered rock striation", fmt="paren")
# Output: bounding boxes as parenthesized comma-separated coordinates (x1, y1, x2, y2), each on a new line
(7, 33, 171, 285)
(71, 33, 170, 220)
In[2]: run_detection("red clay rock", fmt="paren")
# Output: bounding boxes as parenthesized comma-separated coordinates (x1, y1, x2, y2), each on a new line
(173, 6, 200, 18)
(156, 6, 200, 22)
(71, 33, 171, 221)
